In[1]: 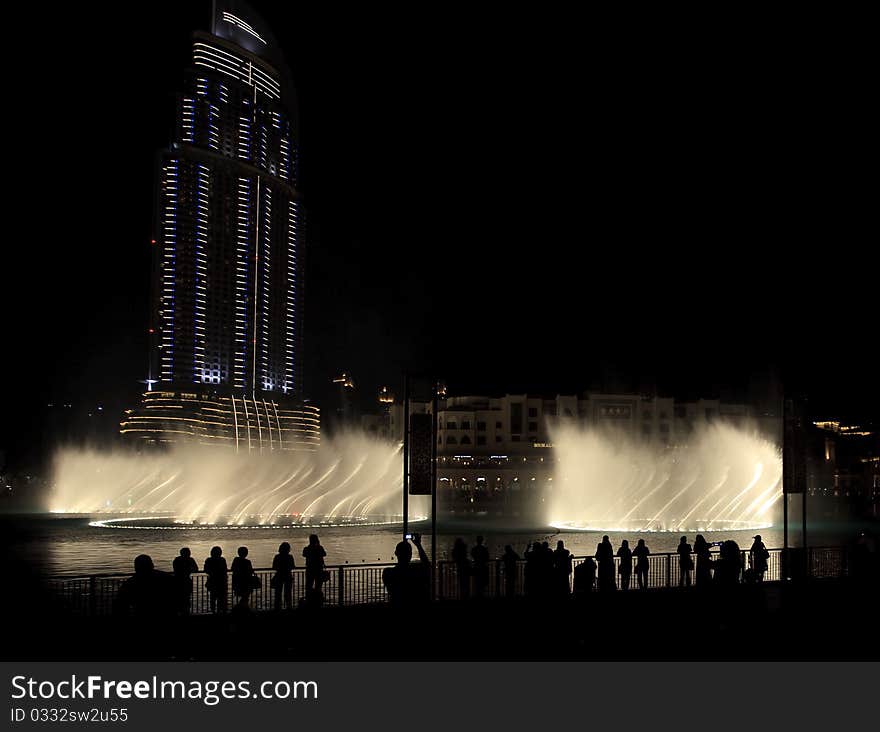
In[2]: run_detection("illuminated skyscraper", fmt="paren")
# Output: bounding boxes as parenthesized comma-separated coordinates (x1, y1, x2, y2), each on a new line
(123, 2, 319, 451)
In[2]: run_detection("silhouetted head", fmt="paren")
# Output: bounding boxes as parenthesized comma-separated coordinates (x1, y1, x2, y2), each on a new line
(602, 535, 610, 544)
(278, 542, 290, 554)
(210, 546, 222, 558)
(179, 547, 191, 558)
(309, 534, 320, 545)
(680, 536, 687, 544)
(557, 540, 564, 550)
(476, 535, 484, 545)
(542, 541, 549, 550)
(237, 546, 248, 558)
(637, 539, 646, 548)
(532, 542, 542, 551)
(395, 540, 413, 564)
(134, 554, 154, 575)
(504, 544, 513, 554)
(753, 535, 762, 542)
(695, 534, 705, 545)
(454, 537, 465, 548)
(621, 540, 629, 549)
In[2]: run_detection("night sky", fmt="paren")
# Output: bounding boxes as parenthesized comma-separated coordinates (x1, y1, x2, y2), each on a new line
(3, 3, 876, 468)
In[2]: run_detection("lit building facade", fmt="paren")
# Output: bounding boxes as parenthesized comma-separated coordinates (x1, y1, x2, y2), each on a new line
(123, 2, 319, 451)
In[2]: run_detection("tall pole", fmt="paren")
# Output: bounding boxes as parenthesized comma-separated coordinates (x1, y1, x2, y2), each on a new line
(783, 396, 790, 579)
(431, 383, 438, 599)
(797, 404, 810, 578)
(402, 373, 410, 539)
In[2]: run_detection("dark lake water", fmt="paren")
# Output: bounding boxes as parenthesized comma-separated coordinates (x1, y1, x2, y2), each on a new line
(2, 514, 811, 576)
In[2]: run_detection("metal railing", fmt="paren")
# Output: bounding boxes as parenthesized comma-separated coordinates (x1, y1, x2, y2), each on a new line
(46, 546, 851, 616)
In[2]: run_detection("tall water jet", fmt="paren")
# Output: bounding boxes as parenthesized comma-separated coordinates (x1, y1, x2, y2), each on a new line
(547, 421, 782, 532)
(49, 432, 427, 527)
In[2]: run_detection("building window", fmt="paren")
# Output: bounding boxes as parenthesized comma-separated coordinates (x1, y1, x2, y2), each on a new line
(510, 403, 523, 434)
(461, 421, 471, 430)
(659, 423, 669, 433)
(528, 407, 538, 417)
(477, 436, 486, 446)
(461, 435, 471, 445)
(448, 422, 457, 430)
(447, 435, 457, 445)
(495, 421, 502, 429)
(674, 406, 686, 418)
(476, 421, 486, 431)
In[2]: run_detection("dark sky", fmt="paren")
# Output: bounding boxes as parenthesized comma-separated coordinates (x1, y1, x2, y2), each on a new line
(3, 3, 876, 465)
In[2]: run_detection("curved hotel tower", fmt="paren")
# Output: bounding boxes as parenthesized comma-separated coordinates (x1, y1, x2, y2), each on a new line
(122, 2, 319, 451)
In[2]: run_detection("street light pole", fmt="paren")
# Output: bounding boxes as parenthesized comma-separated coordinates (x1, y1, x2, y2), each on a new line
(431, 382, 438, 599)
(402, 373, 409, 539)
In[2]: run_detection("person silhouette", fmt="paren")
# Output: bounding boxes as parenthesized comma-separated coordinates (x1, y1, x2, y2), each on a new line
(115, 554, 176, 616)
(382, 533, 431, 607)
(573, 556, 597, 596)
(231, 546, 255, 608)
(539, 541, 555, 595)
(524, 541, 542, 596)
(203, 546, 228, 614)
(271, 542, 295, 611)
(749, 535, 769, 582)
(471, 535, 490, 598)
(302, 534, 327, 597)
(677, 536, 693, 587)
(501, 544, 520, 598)
(633, 538, 650, 589)
(451, 537, 471, 600)
(596, 535, 615, 591)
(715, 539, 742, 586)
(617, 539, 633, 591)
(693, 534, 713, 587)
(172, 547, 198, 614)
(553, 540, 573, 596)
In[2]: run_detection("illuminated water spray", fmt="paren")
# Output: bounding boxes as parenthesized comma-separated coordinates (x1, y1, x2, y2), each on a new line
(50, 433, 427, 528)
(547, 422, 782, 532)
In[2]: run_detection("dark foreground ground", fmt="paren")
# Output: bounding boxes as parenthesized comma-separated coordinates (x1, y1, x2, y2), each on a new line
(3, 577, 878, 661)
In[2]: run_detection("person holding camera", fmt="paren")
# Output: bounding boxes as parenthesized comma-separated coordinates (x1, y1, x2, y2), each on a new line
(383, 532, 431, 607)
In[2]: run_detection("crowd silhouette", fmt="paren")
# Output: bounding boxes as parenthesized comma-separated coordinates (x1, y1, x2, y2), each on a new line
(442, 533, 776, 600)
(115, 535, 329, 616)
(113, 529, 878, 616)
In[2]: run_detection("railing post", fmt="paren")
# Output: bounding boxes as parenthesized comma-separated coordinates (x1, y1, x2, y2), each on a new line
(338, 566, 345, 606)
(665, 554, 671, 588)
(89, 576, 97, 616)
